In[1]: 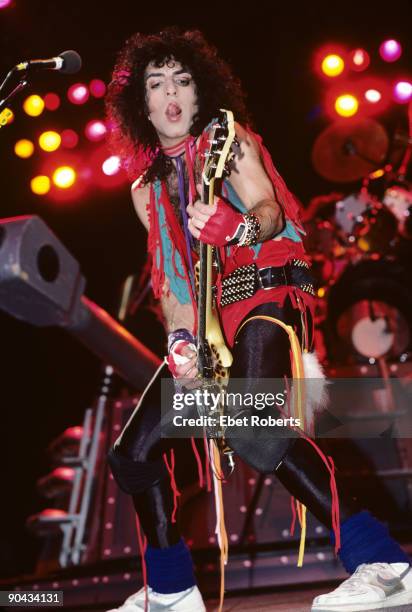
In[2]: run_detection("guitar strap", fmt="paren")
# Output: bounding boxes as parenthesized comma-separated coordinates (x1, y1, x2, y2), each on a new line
(232, 313, 341, 566)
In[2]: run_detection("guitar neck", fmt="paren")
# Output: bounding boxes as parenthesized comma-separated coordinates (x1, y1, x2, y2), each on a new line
(197, 180, 214, 378)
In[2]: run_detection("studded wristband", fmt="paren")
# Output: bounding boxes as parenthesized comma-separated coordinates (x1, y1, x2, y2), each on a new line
(238, 213, 261, 246)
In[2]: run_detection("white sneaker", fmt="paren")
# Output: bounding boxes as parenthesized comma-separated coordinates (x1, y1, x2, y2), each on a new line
(312, 562, 412, 611)
(107, 584, 206, 611)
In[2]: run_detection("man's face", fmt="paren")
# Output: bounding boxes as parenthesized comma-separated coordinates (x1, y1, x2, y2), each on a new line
(144, 58, 198, 147)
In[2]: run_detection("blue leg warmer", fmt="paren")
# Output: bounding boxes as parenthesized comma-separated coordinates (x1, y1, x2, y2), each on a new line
(331, 510, 410, 574)
(145, 538, 196, 594)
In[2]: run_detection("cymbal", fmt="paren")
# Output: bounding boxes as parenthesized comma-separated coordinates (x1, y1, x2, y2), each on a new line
(312, 118, 389, 183)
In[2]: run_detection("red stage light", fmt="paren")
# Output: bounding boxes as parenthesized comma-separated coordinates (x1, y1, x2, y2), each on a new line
(85, 119, 107, 142)
(379, 39, 402, 62)
(0, 0, 12, 8)
(67, 83, 89, 105)
(349, 49, 370, 72)
(44, 93, 61, 111)
(89, 79, 106, 98)
(53, 467, 75, 481)
(61, 129, 79, 149)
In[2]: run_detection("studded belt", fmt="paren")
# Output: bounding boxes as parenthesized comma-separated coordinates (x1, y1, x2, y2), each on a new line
(218, 259, 315, 307)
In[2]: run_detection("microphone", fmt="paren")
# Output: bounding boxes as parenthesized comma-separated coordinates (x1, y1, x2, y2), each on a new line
(14, 50, 82, 75)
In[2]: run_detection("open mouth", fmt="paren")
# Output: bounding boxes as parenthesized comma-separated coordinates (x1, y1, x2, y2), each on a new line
(165, 102, 182, 121)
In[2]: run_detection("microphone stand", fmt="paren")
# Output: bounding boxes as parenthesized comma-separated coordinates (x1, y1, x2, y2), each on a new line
(0, 66, 30, 128)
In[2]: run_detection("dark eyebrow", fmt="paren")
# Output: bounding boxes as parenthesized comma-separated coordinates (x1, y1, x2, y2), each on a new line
(145, 68, 191, 81)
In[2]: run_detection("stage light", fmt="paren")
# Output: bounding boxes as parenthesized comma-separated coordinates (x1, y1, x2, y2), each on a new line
(369, 168, 385, 179)
(365, 89, 382, 103)
(321, 54, 345, 77)
(0, 107, 14, 126)
(52, 166, 76, 189)
(61, 129, 79, 149)
(89, 79, 106, 98)
(379, 39, 402, 62)
(0, 0, 12, 8)
(31, 176, 51, 195)
(67, 83, 89, 105)
(393, 80, 412, 103)
(335, 94, 359, 117)
(89, 146, 126, 189)
(102, 155, 121, 176)
(39, 131, 61, 152)
(23, 94, 45, 117)
(349, 49, 370, 72)
(85, 119, 107, 142)
(14, 139, 34, 159)
(44, 93, 61, 111)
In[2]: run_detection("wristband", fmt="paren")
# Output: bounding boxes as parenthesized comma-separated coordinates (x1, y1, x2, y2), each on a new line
(237, 212, 261, 246)
(167, 328, 196, 353)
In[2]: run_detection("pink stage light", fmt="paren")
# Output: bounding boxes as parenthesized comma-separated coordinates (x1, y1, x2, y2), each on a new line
(85, 119, 107, 142)
(89, 79, 106, 98)
(61, 129, 79, 149)
(0, 0, 12, 8)
(379, 39, 402, 62)
(393, 80, 412, 103)
(102, 156, 121, 176)
(44, 93, 61, 111)
(67, 83, 89, 105)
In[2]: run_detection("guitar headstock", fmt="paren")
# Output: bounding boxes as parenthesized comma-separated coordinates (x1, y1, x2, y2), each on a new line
(202, 109, 237, 186)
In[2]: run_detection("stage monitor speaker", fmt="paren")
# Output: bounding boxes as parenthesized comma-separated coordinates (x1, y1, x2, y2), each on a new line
(0, 215, 85, 326)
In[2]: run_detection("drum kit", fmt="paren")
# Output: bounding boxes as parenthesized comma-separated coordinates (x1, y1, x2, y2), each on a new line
(306, 118, 412, 365)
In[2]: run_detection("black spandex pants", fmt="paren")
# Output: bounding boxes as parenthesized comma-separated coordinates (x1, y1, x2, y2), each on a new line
(108, 299, 360, 548)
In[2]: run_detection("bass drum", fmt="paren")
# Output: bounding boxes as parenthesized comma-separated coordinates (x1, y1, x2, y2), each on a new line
(326, 259, 412, 362)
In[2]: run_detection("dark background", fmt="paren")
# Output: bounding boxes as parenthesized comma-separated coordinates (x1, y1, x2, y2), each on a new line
(1, 0, 412, 579)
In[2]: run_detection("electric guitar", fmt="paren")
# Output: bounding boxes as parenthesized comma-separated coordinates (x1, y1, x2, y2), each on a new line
(196, 109, 236, 439)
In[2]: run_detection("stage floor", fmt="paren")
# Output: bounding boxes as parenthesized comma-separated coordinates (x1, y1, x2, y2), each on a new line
(206, 587, 318, 611)
(205, 588, 412, 611)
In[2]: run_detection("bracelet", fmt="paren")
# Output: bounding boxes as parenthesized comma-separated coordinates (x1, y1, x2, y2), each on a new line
(238, 213, 261, 246)
(167, 328, 196, 353)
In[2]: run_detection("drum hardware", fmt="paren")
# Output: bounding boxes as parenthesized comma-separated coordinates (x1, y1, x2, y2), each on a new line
(311, 118, 389, 183)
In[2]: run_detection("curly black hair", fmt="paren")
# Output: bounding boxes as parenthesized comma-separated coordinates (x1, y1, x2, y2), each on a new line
(105, 27, 250, 183)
